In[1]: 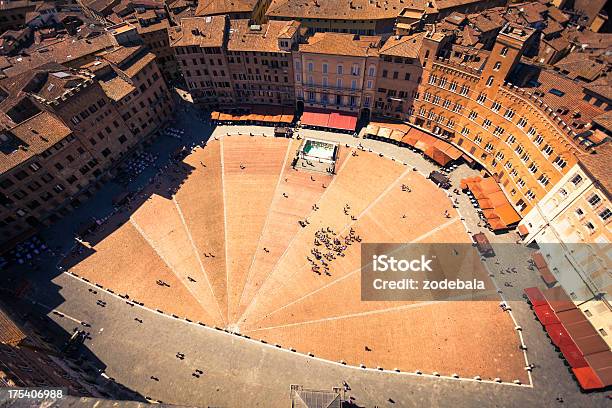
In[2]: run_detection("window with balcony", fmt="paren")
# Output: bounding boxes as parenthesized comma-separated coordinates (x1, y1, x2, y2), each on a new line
(477, 93, 486, 103)
(542, 144, 553, 156)
(449, 81, 457, 91)
(527, 127, 537, 137)
(521, 152, 530, 163)
(460, 85, 470, 96)
(570, 174, 583, 186)
(535, 174, 548, 187)
(468, 110, 478, 120)
(491, 101, 501, 112)
(517, 117, 527, 128)
(588, 194, 601, 207)
(482, 119, 492, 129)
(552, 156, 567, 170)
(534, 135, 544, 145)
(529, 163, 538, 174)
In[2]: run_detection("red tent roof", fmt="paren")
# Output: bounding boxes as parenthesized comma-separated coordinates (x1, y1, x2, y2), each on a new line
(301, 110, 330, 127)
(534, 304, 561, 326)
(524, 287, 547, 307)
(327, 112, 357, 131)
(560, 342, 589, 368)
(572, 367, 606, 390)
(543, 286, 577, 313)
(546, 323, 574, 347)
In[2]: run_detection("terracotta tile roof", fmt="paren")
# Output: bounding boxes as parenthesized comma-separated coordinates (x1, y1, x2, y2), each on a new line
(171, 16, 227, 47)
(299, 32, 381, 57)
(593, 111, 612, 133)
(542, 35, 569, 52)
(2, 34, 115, 77)
(37, 73, 86, 101)
(542, 19, 563, 36)
(135, 18, 170, 34)
(435, 0, 490, 10)
(102, 45, 143, 66)
(592, 112, 612, 133)
(266, 0, 405, 21)
(584, 77, 612, 102)
(0, 112, 72, 173)
(458, 25, 480, 46)
(379, 32, 424, 58)
(0, 307, 25, 346)
(554, 53, 606, 81)
(471, 16, 499, 33)
(122, 52, 156, 77)
(527, 70, 607, 133)
(578, 142, 612, 195)
(443, 12, 467, 26)
(227, 19, 297, 52)
(195, 0, 257, 16)
(547, 5, 568, 24)
(100, 75, 135, 101)
(565, 29, 612, 53)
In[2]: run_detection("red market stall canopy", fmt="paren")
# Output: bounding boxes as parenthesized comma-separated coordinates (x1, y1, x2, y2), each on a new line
(524, 286, 612, 390)
(534, 304, 560, 326)
(301, 109, 357, 131)
(543, 286, 577, 313)
(573, 366, 606, 390)
(524, 287, 547, 307)
(532, 250, 557, 286)
(461, 177, 521, 231)
(398, 127, 462, 166)
(211, 106, 294, 124)
(365, 121, 410, 141)
(328, 112, 358, 131)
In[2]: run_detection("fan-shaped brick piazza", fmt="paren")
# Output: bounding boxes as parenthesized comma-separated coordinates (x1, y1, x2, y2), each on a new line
(62, 134, 528, 384)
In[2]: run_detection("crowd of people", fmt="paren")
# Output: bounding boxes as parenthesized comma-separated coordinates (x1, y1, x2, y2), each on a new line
(307, 227, 361, 276)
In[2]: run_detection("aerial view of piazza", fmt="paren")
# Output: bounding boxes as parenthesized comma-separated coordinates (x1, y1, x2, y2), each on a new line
(0, 0, 610, 407)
